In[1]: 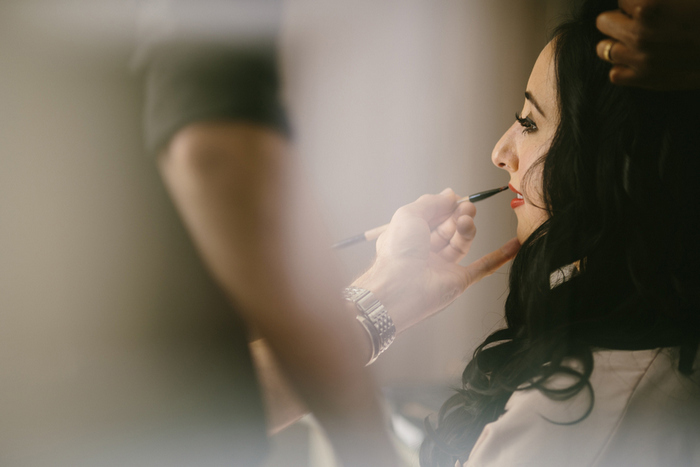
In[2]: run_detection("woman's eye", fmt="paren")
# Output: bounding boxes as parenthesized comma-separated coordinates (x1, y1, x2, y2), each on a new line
(515, 112, 538, 134)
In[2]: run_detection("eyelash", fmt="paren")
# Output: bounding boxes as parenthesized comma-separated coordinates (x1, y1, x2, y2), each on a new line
(515, 112, 538, 134)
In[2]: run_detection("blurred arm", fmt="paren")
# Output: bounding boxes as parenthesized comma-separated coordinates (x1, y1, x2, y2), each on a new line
(249, 338, 306, 434)
(158, 122, 397, 466)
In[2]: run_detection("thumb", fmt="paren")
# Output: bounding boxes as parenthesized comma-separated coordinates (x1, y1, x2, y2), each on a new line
(461, 238, 520, 287)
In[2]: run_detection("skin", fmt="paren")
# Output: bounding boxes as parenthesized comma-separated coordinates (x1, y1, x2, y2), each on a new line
(352, 190, 520, 335)
(159, 123, 400, 467)
(595, 0, 700, 90)
(491, 42, 558, 243)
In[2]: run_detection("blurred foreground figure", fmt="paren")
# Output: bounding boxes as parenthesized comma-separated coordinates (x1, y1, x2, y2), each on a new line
(135, 1, 399, 466)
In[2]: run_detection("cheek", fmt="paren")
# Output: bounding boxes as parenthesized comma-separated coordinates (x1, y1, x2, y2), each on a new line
(518, 139, 551, 202)
(518, 139, 548, 174)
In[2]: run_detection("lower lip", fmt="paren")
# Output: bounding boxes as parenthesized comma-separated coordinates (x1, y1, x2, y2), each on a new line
(510, 198, 524, 209)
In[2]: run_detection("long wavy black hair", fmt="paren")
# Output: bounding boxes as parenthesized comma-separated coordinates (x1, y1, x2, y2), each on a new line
(420, 0, 700, 465)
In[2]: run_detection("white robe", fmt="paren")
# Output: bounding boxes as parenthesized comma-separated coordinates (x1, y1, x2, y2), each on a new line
(467, 348, 700, 466)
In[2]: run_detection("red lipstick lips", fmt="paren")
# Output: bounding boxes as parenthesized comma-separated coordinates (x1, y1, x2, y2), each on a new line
(509, 183, 524, 209)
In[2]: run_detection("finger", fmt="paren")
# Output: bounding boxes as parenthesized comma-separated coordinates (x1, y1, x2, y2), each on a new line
(395, 188, 459, 228)
(596, 10, 638, 45)
(619, 0, 662, 24)
(617, 0, 643, 16)
(609, 64, 649, 87)
(596, 39, 642, 68)
(609, 64, 637, 84)
(597, 38, 617, 64)
(454, 199, 477, 219)
(609, 64, 663, 89)
(382, 189, 461, 260)
(461, 238, 520, 288)
(617, 0, 639, 14)
(430, 202, 476, 252)
(596, 39, 609, 62)
(430, 215, 457, 252)
(609, 65, 700, 91)
(438, 215, 476, 263)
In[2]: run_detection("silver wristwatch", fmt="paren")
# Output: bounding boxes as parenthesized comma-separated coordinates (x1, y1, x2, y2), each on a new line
(343, 286, 396, 365)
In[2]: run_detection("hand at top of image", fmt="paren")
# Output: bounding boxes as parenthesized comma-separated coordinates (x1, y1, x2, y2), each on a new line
(596, 0, 700, 90)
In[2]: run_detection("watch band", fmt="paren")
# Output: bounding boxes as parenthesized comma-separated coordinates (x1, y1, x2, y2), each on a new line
(343, 286, 396, 365)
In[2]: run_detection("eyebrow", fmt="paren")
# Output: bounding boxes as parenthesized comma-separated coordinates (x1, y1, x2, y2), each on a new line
(525, 91, 546, 118)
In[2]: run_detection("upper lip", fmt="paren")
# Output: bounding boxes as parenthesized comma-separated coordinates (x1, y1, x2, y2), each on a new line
(508, 183, 522, 195)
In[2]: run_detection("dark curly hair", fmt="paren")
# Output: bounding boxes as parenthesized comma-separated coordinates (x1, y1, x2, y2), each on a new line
(420, 0, 700, 465)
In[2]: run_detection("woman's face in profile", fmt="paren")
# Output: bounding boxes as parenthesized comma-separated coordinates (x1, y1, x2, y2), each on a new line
(491, 42, 558, 243)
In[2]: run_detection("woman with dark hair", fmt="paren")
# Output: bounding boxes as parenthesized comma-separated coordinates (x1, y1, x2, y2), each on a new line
(355, 0, 700, 465)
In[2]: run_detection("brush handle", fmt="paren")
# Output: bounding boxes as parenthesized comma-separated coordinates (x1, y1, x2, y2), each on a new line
(332, 187, 507, 249)
(361, 195, 474, 243)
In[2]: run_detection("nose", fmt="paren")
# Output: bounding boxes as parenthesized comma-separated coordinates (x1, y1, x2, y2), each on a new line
(491, 123, 518, 172)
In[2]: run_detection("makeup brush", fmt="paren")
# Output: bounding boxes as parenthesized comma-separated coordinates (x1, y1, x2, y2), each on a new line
(332, 186, 508, 249)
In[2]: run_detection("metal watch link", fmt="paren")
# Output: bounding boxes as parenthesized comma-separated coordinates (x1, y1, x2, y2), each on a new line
(343, 286, 396, 365)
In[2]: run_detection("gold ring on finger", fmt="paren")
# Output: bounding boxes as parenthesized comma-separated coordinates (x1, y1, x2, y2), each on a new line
(603, 40, 615, 64)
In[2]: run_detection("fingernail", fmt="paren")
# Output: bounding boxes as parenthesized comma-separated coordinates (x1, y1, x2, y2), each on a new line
(441, 187, 453, 195)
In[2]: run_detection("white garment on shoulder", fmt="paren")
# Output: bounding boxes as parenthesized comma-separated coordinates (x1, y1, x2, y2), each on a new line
(465, 348, 700, 467)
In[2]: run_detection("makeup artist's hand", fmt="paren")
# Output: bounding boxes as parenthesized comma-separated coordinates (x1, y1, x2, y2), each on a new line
(596, 0, 700, 90)
(352, 188, 520, 334)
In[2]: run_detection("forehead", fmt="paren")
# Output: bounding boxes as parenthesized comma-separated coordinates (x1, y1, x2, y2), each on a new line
(526, 42, 557, 115)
